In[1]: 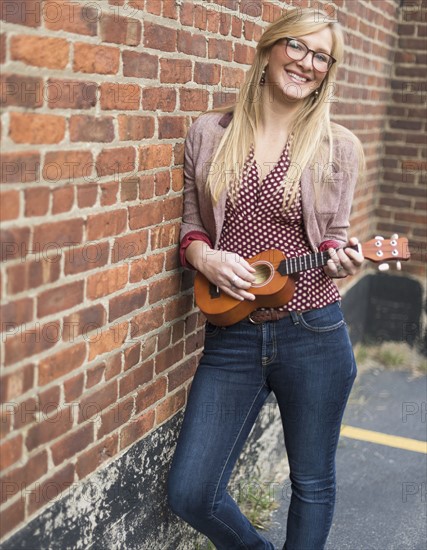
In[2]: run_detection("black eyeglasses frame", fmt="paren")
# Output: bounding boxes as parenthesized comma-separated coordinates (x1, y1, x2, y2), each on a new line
(281, 37, 337, 73)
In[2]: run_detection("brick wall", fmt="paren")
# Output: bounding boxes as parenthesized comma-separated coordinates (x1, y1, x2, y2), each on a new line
(0, 0, 425, 543)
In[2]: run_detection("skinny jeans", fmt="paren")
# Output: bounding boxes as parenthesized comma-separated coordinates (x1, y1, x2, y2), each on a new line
(167, 302, 357, 549)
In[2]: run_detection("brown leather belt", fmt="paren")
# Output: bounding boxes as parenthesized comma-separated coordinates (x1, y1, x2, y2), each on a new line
(247, 309, 291, 324)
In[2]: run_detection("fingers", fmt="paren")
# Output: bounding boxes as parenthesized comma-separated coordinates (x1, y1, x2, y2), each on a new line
(326, 238, 364, 278)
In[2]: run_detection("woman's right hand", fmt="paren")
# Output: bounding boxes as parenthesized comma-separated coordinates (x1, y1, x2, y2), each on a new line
(185, 241, 257, 301)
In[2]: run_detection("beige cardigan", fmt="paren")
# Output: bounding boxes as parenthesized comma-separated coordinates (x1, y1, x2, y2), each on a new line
(180, 111, 359, 254)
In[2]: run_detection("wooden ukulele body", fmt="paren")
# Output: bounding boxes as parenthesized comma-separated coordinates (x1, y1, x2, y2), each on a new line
(194, 249, 295, 326)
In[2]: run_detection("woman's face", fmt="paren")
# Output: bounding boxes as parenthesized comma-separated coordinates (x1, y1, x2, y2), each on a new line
(265, 27, 334, 103)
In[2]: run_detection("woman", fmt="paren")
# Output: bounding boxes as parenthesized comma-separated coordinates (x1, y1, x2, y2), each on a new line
(167, 7, 365, 550)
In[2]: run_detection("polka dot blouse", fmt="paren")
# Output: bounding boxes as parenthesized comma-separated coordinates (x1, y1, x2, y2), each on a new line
(217, 140, 341, 312)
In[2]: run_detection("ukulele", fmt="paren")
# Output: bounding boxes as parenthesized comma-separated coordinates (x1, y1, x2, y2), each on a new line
(194, 235, 410, 327)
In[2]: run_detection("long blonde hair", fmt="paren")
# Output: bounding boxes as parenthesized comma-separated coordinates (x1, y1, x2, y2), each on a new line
(204, 6, 365, 208)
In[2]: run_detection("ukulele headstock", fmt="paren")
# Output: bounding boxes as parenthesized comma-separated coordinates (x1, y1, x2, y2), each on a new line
(361, 234, 410, 271)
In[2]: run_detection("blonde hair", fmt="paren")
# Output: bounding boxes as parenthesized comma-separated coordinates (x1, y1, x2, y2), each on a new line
(204, 6, 365, 208)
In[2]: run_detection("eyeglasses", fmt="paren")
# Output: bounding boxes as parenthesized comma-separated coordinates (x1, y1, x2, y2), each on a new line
(281, 37, 336, 73)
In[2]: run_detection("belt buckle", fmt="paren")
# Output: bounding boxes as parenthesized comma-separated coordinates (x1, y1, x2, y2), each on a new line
(248, 311, 263, 324)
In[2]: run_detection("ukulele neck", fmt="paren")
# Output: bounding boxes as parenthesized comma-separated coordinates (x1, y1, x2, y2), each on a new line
(277, 244, 359, 276)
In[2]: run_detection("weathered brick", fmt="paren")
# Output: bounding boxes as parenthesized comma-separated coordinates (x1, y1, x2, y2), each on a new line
(43, 150, 93, 182)
(75, 434, 118, 480)
(118, 115, 155, 140)
(135, 377, 167, 414)
(179, 88, 209, 111)
(0, 73, 43, 108)
(44, 0, 97, 35)
(27, 463, 75, 515)
(11, 35, 69, 69)
(1, 0, 41, 28)
(64, 241, 109, 274)
(111, 230, 148, 263)
(77, 379, 118, 422)
(9, 113, 65, 144)
(160, 58, 192, 83)
(63, 304, 106, 341)
(128, 202, 163, 229)
(0, 450, 47, 506)
(144, 22, 177, 51)
(88, 321, 128, 361)
(139, 144, 173, 170)
(0, 225, 30, 262)
(120, 409, 154, 450)
(51, 424, 93, 465)
(52, 186, 74, 214)
(121, 176, 139, 201)
(98, 397, 133, 438)
(0, 190, 20, 221)
(130, 253, 165, 283)
(100, 82, 141, 110)
(194, 61, 221, 84)
(7, 257, 61, 295)
(109, 287, 147, 321)
(0, 363, 34, 402)
(100, 13, 141, 46)
(0, 150, 40, 183)
(47, 78, 97, 110)
(70, 115, 114, 142)
(142, 87, 176, 111)
(0, 297, 33, 328)
(177, 30, 206, 57)
(0, 434, 23, 470)
(158, 116, 187, 139)
(122, 50, 158, 78)
(73, 43, 120, 75)
(156, 388, 186, 425)
(37, 280, 84, 318)
(26, 405, 73, 451)
(38, 343, 86, 385)
(100, 180, 119, 206)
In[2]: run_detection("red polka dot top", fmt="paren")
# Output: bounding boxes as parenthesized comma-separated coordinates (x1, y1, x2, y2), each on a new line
(217, 140, 341, 312)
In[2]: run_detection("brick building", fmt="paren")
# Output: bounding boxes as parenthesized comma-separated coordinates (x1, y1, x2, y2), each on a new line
(0, 0, 425, 547)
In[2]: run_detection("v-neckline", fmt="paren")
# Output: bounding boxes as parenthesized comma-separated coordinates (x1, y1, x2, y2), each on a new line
(249, 136, 292, 186)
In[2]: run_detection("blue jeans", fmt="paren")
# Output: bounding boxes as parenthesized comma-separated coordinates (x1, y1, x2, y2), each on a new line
(167, 302, 357, 549)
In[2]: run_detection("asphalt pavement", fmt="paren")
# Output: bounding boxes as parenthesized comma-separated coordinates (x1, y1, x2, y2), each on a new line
(261, 366, 427, 550)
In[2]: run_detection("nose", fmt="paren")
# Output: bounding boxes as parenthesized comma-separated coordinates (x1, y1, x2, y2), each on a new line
(296, 51, 315, 71)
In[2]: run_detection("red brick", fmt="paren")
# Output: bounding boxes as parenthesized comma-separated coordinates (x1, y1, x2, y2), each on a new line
(87, 265, 128, 300)
(100, 180, 119, 206)
(139, 144, 173, 170)
(122, 50, 158, 78)
(25, 405, 73, 451)
(234, 43, 255, 64)
(132, 306, 164, 338)
(63, 304, 106, 342)
(47, 78, 97, 109)
(180, 1, 194, 26)
(155, 341, 184, 374)
(98, 397, 133, 438)
(33, 218, 84, 249)
(167, 357, 197, 392)
(130, 253, 164, 283)
(111, 230, 148, 262)
(124, 342, 140, 370)
(0, 190, 20, 221)
(85, 359, 104, 389)
(76, 434, 118, 480)
(63, 242, 109, 275)
(88, 321, 128, 361)
(160, 58, 192, 83)
(11, 35, 69, 69)
(100, 82, 141, 110)
(163, 0, 177, 19)
(6, 258, 60, 295)
(78, 380, 118, 422)
(44, 0, 97, 35)
(0, 450, 47, 506)
(37, 280, 84, 318)
(121, 177, 139, 201)
(0, 0, 41, 28)
(0, 73, 43, 108)
(135, 377, 167, 414)
(180, 88, 209, 111)
(9, 113, 65, 143)
(0, 297, 33, 328)
(0, 363, 34, 402)
(73, 43, 120, 75)
(128, 202, 163, 230)
(100, 13, 141, 46)
(52, 186, 74, 214)
(194, 61, 221, 84)
(96, 147, 136, 179)
(158, 116, 187, 139)
(0, 150, 40, 183)
(219, 12, 232, 35)
(77, 184, 97, 208)
(154, 171, 170, 197)
(177, 29, 206, 57)
(222, 66, 245, 88)
(194, 4, 207, 31)
(120, 409, 154, 450)
(139, 174, 155, 200)
(118, 115, 155, 140)
(105, 352, 122, 380)
(142, 87, 176, 111)
(51, 424, 93, 465)
(109, 287, 147, 321)
(43, 150, 93, 183)
(24, 186, 49, 217)
(38, 344, 85, 386)
(27, 463, 75, 515)
(164, 294, 193, 322)
(0, 226, 30, 262)
(70, 115, 114, 142)
(0, 434, 23, 470)
(149, 274, 180, 305)
(144, 22, 176, 52)
(64, 373, 84, 402)
(209, 38, 233, 61)
(156, 388, 186, 425)
(86, 209, 127, 240)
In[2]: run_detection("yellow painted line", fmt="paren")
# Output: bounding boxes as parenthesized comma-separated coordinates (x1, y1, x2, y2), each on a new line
(340, 424, 427, 454)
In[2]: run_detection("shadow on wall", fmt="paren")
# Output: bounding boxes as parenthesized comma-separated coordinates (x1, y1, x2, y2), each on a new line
(342, 273, 425, 355)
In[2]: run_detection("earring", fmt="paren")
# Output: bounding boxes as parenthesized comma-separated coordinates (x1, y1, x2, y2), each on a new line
(314, 89, 320, 98)
(260, 66, 267, 86)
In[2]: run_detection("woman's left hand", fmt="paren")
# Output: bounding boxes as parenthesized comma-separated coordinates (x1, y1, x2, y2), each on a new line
(323, 236, 364, 278)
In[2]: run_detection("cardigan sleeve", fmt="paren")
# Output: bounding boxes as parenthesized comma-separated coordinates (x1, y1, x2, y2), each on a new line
(179, 230, 213, 270)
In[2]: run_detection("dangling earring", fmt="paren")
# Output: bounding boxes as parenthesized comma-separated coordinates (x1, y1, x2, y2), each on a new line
(314, 89, 320, 99)
(260, 66, 267, 86)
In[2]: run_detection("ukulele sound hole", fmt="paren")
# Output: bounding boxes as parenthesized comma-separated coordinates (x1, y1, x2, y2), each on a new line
(253, 263, 273, 286)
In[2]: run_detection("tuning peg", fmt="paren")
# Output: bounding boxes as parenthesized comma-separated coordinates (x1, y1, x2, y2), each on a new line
(396, 261, 402, 271)
(378, 263, 390, 271)
(374, 236, 384, 240)
(391, 233, 399, 240)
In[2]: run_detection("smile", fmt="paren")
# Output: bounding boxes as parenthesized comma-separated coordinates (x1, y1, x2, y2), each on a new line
(286, 70, 309, 83)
